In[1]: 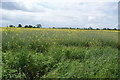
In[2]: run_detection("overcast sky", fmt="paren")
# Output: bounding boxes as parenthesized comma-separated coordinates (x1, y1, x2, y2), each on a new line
(0, 0, 119, 28)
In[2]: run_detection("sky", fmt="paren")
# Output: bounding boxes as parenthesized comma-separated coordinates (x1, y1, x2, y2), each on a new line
(0, 0, 119, 28)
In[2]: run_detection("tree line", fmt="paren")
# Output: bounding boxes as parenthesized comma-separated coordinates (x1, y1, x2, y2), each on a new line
(7, 24, 118, 30)
(8, 24, 42, 28)
(52, 26, 118, 30)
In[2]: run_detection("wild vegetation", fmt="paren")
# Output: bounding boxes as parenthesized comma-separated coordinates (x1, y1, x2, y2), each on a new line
(1, 27, 119, 79)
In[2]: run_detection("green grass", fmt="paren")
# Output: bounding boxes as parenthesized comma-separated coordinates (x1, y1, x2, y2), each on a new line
(0, 29, 2, 80)
(1, 28, 119, 79)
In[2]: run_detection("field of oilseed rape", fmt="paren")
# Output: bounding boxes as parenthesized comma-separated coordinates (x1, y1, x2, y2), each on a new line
(1, 28, 119, 79)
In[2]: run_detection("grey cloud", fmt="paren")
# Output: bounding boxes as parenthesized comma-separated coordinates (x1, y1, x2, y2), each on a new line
(1, 2, 22, 10)
(1, 2, 46, 12)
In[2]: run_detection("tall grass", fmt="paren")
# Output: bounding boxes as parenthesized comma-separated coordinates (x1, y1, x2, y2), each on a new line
(2, 28, 119, 79)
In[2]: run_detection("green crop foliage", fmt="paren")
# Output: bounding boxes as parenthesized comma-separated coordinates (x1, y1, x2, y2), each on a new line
(1, 28, 119, 79)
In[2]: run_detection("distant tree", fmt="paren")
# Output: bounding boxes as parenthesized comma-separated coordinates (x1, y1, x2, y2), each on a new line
(53, 27, 55, 29)
(18, 24, 22, 27)
(96, 28, 100, 30)
(106, 28, 111, 30)
(88, 26, 93, 30)
(83, 28, 87, 30)
(28, 25, 33, 28)
(37, 24, 42, 28)
(103, 28, 107, 30)
(61, 27, 69, 29)
(33, 26, 36, 28)
(24, 25, 29, 28)
(9, 25, 15, 27)
(113, 28, 117, 30)
(69, 27, 75, 29)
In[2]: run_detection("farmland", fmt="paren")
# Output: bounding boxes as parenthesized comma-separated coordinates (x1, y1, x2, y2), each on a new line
(1, 28, 119, 79)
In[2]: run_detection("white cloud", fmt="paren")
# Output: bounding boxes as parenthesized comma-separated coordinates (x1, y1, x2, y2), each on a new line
(88, 16, 96, 21)
(1, 0, 119, 2)
(1, 0, 118, 28)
